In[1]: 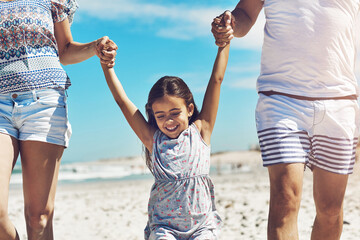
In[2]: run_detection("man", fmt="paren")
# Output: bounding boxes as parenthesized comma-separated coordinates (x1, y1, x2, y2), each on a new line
(212, 1, 360, 239)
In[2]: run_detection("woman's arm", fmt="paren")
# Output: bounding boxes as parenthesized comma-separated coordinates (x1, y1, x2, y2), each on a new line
(54, 18, 117, 67)
(196, 44, 230, 145)
(101, 65, 156, 152)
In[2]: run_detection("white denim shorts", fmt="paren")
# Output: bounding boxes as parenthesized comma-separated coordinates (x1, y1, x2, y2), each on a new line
(256, 93, 360, 174)
(0, 88, 72, 147)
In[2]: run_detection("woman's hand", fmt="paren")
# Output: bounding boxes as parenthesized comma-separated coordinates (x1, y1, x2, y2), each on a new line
(55, 19, 117, 66)
(95, 36, 118, 68)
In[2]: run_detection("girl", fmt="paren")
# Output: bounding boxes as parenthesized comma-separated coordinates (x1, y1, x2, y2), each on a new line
(101, 43, 230, 239)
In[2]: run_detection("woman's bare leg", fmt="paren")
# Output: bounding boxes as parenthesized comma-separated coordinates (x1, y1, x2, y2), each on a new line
(0, 133, 20, 240)
(20, 141, 64, 240)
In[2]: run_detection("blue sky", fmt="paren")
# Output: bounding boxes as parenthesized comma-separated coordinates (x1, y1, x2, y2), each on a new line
(61, 0, 265, 163)
(60, 0, 360, 163)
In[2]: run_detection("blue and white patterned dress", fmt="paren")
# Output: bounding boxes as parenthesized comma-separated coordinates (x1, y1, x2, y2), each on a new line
(145, 123, 222, 240)
(0, 0, 78, 93)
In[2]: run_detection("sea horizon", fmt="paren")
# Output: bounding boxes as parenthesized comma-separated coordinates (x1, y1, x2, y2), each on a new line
(10, 150, 256, 186)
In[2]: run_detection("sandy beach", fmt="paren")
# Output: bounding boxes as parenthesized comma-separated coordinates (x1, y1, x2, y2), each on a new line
(8, 151, 360, 240)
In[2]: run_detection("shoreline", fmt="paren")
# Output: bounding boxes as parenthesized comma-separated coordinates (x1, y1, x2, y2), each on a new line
(9, 151, 360, 240)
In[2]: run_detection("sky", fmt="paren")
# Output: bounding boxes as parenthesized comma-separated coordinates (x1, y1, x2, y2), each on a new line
(60, 0, 360, 164)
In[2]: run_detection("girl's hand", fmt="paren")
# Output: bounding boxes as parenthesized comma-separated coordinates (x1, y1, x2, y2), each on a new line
(95, 36, 118, 68)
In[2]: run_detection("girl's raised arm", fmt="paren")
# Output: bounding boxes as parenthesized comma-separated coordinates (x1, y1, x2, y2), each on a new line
(101, 65, 156, 151)
(196, 44, 230, 144)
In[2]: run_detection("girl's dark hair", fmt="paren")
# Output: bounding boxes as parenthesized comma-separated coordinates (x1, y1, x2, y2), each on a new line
(144, 76, 199, 172)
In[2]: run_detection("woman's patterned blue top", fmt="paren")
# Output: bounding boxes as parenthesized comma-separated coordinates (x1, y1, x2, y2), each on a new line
(0, 0, 78, 93)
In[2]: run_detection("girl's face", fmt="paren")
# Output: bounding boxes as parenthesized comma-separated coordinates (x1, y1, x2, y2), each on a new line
(152, 95, 194, 139)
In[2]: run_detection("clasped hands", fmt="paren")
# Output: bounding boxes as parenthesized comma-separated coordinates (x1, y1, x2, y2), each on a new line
(95, 36, 118, 68)
(94, 11, 235, 68)
(211, 10, 234, 47)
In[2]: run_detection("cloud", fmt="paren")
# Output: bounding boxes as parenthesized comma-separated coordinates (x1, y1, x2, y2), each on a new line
(231, 11, 265, 50)
(75, 0, 264, 49)
(225, 61, 261, 90)
(77, 1, 360, 90)
(227, 77, 258, 90)
(227, 63, 261, 74)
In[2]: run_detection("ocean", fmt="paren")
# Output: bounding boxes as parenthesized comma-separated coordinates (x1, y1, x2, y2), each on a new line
(9, 155, 248, 186)
(10, 157, 153, 186)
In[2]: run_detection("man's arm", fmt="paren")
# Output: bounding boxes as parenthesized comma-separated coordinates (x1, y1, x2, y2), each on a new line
(232, 0, 264, 37)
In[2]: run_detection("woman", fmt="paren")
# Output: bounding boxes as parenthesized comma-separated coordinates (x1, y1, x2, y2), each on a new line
(0, 0, 117, 239)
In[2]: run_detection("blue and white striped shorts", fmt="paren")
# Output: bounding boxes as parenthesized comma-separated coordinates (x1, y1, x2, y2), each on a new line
(255, 94, 359, 174)
(0, 88, 72, 147)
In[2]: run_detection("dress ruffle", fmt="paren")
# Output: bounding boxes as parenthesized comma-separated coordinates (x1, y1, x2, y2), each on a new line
(51, 0, 79, 25)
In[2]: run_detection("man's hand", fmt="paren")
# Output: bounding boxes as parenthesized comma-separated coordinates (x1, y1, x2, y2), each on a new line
(211, 11, 234, 47)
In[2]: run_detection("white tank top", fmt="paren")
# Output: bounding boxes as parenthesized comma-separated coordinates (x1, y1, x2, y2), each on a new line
(257, 0, 360, 98)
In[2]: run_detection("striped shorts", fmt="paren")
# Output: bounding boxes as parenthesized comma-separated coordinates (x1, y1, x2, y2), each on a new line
(0, 89, 72, 147)
(255, 93, 359, 174)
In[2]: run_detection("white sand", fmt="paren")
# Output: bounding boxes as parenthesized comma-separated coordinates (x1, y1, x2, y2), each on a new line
(8, 151, 360, 239)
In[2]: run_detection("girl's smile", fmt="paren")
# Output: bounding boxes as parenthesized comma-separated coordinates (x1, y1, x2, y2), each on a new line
(152, 95, 194, 139)
(165, 125, 179, 132)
